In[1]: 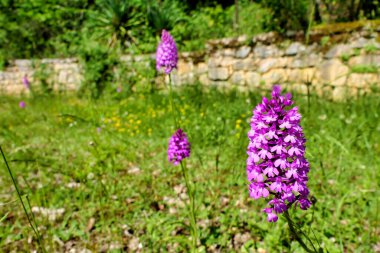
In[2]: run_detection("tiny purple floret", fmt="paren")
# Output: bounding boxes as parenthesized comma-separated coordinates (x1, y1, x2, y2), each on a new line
(156, 30, 178, 74)
(247, 85, 311, 222)
(168, 129, 191, 165)
(19, 101, 26, 108)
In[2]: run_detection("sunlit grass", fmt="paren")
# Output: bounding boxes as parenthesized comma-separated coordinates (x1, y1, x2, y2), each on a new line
(0, 86, 379, 252)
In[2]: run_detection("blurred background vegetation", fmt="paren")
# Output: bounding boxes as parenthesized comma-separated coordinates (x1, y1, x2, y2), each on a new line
(0, 0, 379, 63)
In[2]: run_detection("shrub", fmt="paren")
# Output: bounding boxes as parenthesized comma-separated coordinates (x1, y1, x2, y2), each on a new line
(32, 62, 54, 95)
(78, 44, 119, 98)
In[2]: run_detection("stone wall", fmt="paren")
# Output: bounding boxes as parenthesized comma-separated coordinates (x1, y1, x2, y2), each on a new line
(172, 31, 380, 100)
(0, 58, 81, 94)
(1, 28, 379, 100)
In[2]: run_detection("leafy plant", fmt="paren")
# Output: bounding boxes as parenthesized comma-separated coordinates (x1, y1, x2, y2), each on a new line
(146, 0, 187, 36)
(340, 53, 350, 63)
(88, 0, 144, 49)
(261, 0, 310, 33)
(0, 0, 89, 60)
(320, 36, 330, 47)
(33, 62, 54, 95)
(364, 44, 379, 53)
(79, 44, 119, 98)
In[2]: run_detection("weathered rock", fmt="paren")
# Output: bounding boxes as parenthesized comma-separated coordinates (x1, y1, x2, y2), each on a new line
(318, 59, 349, 86)
(324, 44, 353, 59)
(235, 46, 251, 58)
(6, 84, 24, 94)
(207, 57, 223, 68)
(207, 36, 247, 50)
(351, 37, 369, 48)
(290, 54, 321, 68)
(254, 45, 282, 58)
(347, 73, 379, 88)
(258, 58, 277, 73)
(208, 67, 230, 81)
(262, 69, 287, 84)
(230, 71, 246, 86)
(275, 57, 290, 68)
(177, 61, 193, 75)
(288, 68, 316, 83)
(221, 48, 235, 57)
(67, 72, 80, 86)
(305, 43, 319, 54)
(233, 58, 256, 71)
(252, 31, 278, 44)
(58, 71, 68, 83)
(285, 42, 306, 56)
(196, 62, 208, 74)
(246, 72, 261, 88)
(199, 74, 210, 85)
(56, 63, 77, 70)
(220, 57, 236, 67)
(348, 55, 380, 67)
(14, 59, 32, 70)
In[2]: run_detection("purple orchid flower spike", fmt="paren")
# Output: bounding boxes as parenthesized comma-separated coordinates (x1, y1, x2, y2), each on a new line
(19, 101, 26, 108)
(168, 128, 191, 166)
(247, 85, 311, 222)
(156, 30, 178, 74)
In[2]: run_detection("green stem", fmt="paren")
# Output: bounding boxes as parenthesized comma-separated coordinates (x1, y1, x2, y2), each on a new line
(180, 161, 198, 252)
(168, 74, 179, 129)
(0, 146, 45, 252)
(283, 210, 316, 253)
(168, 74, 196, 250)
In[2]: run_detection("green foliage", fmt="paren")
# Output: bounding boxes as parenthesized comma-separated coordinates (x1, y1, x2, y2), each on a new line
(171, 1, 271, 52)
(317, 0, 380, 23)
(145, 0, 187, 36)
(32, 62, 54, 95)
(87, 0, 144, 49)
(78, 44, 119, 98)
(261, 0, 311, 33)
(0, 0, 379, 64)
(226, 1, 272, 36)
(340, 53, 350, 63)
(320, 36, 330, 47)
(364, 43, 379, 53)
(0, 0, 89, 60)
(350, 64, 379, 74)
(116, 58, 157, 95)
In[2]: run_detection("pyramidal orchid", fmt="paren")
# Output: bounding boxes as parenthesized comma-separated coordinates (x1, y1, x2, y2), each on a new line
(158, 31, 198, 251)
(168, 128, 191, 166)
(19, 101, 26, 108)
(156, 29, 178, 74)
(247, 85, 311, 222)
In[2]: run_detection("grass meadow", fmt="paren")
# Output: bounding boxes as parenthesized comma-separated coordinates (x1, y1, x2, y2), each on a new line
(0, 86, 379, 252)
